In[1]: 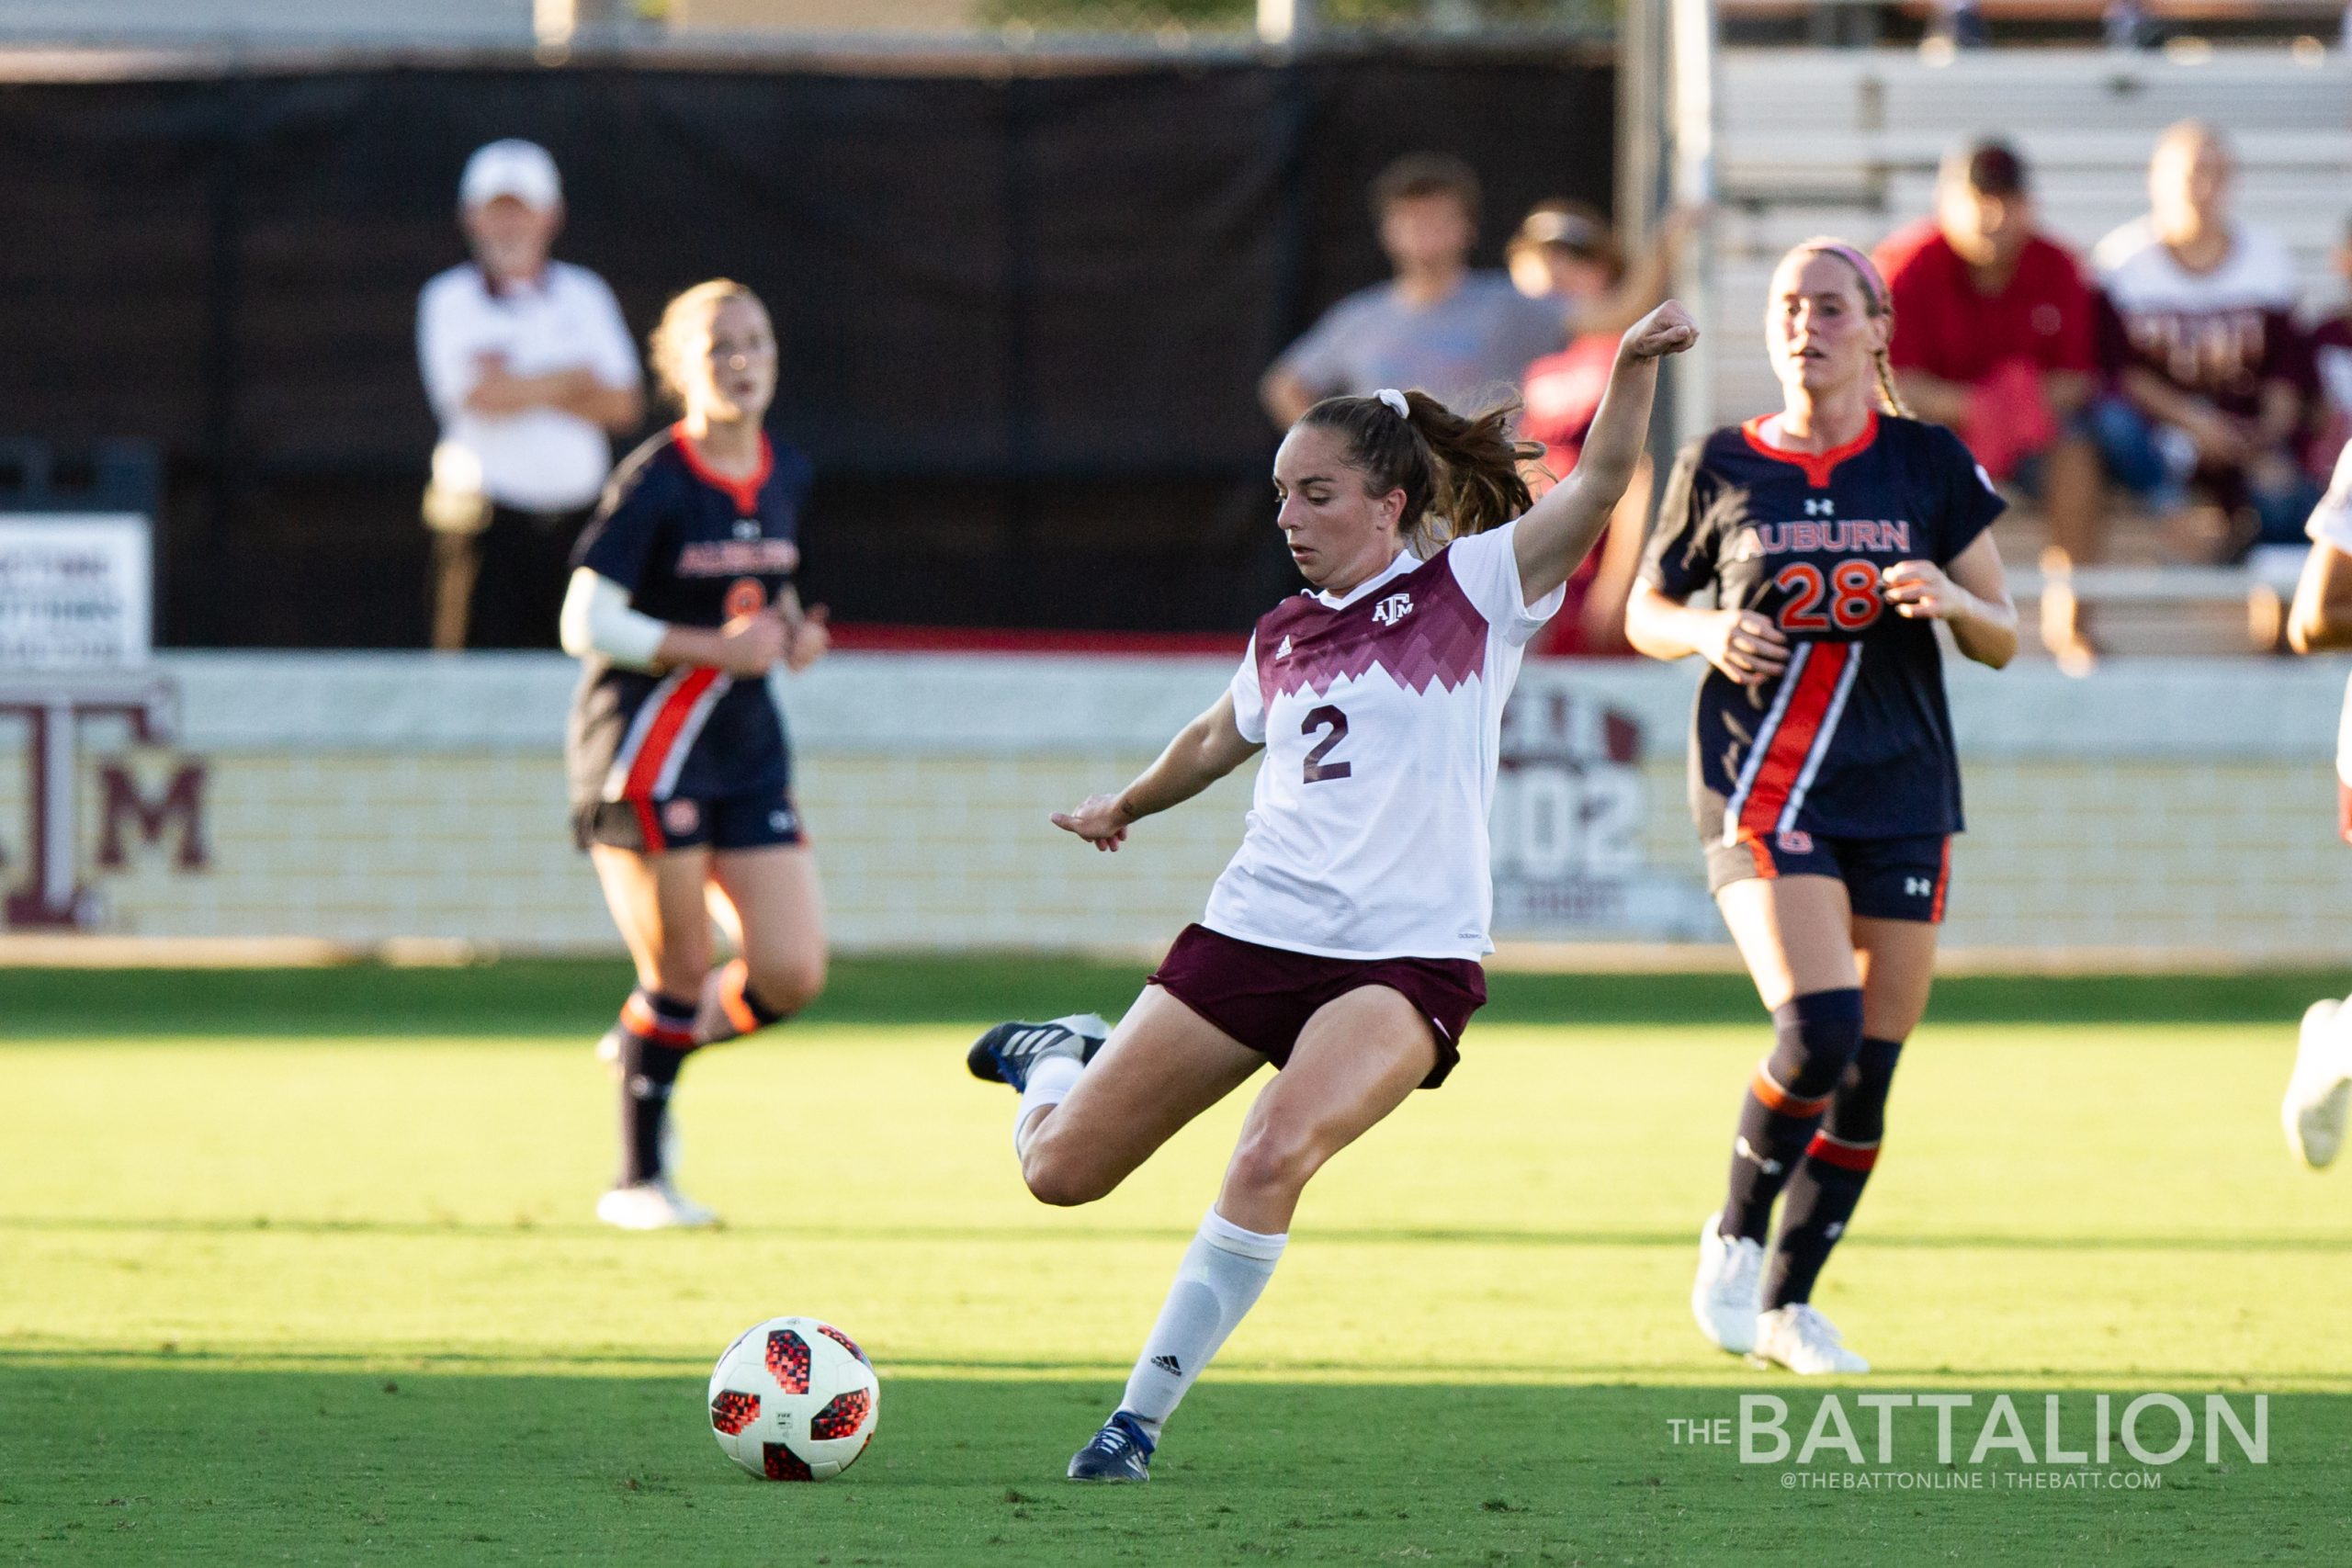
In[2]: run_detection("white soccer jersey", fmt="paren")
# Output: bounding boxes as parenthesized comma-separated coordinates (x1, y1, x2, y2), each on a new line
(2306, 442, 2352, 795)
(1202, 522, 1566, 961)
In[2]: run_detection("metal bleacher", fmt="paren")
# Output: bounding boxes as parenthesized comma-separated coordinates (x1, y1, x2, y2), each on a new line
(1713, 47, 2352, 657)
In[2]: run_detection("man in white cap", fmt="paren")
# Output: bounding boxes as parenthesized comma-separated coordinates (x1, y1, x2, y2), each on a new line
(416, 139, 642, 649)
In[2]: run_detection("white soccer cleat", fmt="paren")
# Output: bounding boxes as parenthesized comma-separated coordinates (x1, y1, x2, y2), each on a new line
(2283, 998, 2352, 1169)
(1690, 1213, 1765, 1355)
(596, 1179, 718, 1231)
(1752, 1303, 1871, 1375)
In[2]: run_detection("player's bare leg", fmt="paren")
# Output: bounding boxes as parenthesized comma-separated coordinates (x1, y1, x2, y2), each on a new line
(704, 844, 828, 1041)
(1016, 986, 1264, 1208)
(1693, 875, 1862, 1354)
(1212, 985, 1436, 1233)
(1070, 986, 1438, 1480)
(589, 843, 720, 1227)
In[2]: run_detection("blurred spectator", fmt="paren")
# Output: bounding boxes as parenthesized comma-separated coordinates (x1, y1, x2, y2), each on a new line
(1873, 140, 2104, 671)
(2090, 120, 2320, 566)
(1260, 153, 1566, 428)
(417, 140, 644, 649)
(2308, 220, 2352, 475)
(1510, 200, 1702, 654)
(1926, 0, 1990, 50)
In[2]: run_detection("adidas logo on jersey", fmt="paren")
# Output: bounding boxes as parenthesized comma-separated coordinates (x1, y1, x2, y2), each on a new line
(1275, 635, 1294, 660)
(1372, 592, 1414, 626)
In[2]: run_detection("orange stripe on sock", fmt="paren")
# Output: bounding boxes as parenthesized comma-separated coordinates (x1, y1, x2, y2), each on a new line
(621, 995, 697, 1049)
(1804, 1132, 1880, 1172)
(1751, 1064, 1834, 1119)
(718, 960, 761, 1038)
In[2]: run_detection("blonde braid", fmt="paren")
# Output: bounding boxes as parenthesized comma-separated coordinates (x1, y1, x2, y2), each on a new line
(1871, 344, 1913, 419)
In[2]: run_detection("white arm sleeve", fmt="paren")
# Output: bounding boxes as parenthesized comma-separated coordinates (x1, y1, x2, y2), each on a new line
(560, 568, 668, 671)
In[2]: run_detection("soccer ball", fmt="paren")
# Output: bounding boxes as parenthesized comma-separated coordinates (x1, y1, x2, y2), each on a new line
(707, 1315, 879, 1482)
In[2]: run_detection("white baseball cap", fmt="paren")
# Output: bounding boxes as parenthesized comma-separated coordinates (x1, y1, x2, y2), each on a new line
(459, 139, 561, 212)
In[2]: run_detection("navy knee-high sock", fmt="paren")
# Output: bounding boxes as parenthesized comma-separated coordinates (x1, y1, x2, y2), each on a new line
(617, 988, 698, 1186)
(1766, 1035, 1903, 1307)
(1721, 989, 1865, 1244)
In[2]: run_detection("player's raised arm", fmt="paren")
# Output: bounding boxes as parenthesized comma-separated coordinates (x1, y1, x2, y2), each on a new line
(1051, 691, 1262, 852)
(1510, 300, 1698, 604)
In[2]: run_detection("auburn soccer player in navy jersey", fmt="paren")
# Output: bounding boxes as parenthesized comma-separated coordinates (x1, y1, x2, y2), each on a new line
(559, 279, 831, 1230)
(1627, 240, 2018, 1375)
(962, 304, 1698, 1482)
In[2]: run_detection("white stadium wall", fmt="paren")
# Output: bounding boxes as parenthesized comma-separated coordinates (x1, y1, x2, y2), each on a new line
(2, 651, 2349, 968)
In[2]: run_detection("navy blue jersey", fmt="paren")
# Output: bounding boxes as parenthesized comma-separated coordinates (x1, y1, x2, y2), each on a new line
(1641, 412, 2004, 843)
(563, 425, 814, 840)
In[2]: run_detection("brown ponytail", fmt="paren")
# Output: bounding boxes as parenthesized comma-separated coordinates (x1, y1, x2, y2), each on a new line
(1297, 389, 1540, 553)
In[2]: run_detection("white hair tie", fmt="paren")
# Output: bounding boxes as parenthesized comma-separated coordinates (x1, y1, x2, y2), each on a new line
(1374, 388, 1409, 419)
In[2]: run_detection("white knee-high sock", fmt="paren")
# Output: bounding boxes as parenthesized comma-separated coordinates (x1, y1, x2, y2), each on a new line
(1012, 1055, 1084, 1158)
(1118, 1208, 1288, 1441)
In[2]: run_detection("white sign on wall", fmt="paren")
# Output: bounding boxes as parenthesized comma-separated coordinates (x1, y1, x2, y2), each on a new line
(1490, 679, 1719, 940)
(0, 513, 153, 670)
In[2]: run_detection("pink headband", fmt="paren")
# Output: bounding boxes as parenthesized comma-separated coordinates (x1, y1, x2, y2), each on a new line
(1796, 240, 1889, 313)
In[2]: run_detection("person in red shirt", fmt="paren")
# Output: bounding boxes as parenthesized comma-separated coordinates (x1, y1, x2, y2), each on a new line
(1510, 200, 1702, 654)
(1875, 141, 2104, 672)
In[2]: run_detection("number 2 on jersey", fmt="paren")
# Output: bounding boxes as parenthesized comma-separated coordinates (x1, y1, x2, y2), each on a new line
(1773, 560, 1883, 634)
(1301, 705, 1351, 784)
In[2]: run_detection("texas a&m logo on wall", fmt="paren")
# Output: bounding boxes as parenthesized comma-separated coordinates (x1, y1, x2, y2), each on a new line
(1, 675, 209, 930)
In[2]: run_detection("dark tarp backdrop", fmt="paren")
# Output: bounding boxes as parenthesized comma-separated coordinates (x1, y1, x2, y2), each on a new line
(0, 52, 1613, 645)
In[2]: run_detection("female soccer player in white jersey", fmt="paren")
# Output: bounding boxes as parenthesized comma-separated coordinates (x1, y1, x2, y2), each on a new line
(2281, 439, 2352, 1168)
(1627, 241, 2016, 1375)
(560, 281, 831, 1229)
(963, 300, 1698, 1482)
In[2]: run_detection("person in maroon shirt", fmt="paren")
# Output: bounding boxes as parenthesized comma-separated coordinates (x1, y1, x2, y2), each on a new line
(1875, 141, 2104, 672)
(2309, 220, 2352, 479)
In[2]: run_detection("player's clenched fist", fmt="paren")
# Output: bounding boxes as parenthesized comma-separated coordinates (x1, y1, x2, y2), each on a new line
(1696, 608, 1790, 686)
(714, 610, 788, 676)
(1622, 299, 1700, 363)
(1882, 559, 1966, 621)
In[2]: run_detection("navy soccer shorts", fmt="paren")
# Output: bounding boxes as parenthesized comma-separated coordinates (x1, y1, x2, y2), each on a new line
(573, 782, 805, 856)
(1702, 828, 1951, 923)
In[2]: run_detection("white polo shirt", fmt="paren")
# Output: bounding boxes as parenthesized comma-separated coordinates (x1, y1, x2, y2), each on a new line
(416, 260, 641, 512)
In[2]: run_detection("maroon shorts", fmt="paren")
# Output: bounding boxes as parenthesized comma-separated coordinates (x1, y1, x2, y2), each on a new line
(1147, 923, 1487, 1089)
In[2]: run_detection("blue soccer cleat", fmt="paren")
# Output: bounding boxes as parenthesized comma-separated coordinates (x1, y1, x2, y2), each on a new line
(1067, 1411, 1154, 1483)
(966, 1014, 1109, 1091)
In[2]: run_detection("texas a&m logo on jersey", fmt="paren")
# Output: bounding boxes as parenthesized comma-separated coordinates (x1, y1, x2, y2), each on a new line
(1371, 592, 1414, 627)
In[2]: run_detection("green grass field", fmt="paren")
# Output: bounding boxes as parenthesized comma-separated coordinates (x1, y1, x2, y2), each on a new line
(6, 961, 2352, 1565)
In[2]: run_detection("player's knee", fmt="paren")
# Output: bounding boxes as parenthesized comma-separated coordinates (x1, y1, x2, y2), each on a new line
(1225, 1120, 1324, 1203)
(1826, 1035, 1903, 1145)
(745, 947, 826, 1016)
(1766, 987, 1867, 1100)
(1020, 1139, 1114, 1209)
